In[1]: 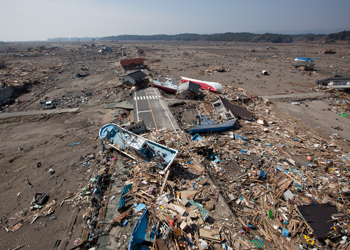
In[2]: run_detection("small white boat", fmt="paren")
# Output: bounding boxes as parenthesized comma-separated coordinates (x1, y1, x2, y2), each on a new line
(151, 78, 178, 93)
(180, 77, 223, 93)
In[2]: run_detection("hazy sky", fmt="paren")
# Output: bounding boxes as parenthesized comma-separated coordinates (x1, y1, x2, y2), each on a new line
(1, 0, 349, 41)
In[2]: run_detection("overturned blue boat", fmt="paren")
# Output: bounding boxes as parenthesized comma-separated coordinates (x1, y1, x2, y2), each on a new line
(99, 123, 178, 169)
(184, 114, 237, 134)
(128, 207, 149, 250)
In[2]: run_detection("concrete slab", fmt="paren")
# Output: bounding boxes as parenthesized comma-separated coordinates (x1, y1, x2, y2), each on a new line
(101, 100, 134, 110)
(0, 108, 80, 119)
(98, 155, 133, 250)
(261, 92, 326, 101)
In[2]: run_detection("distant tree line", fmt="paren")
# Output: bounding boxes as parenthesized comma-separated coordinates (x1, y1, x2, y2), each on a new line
(100, 33, 295, 43)
(97, 30, 350, 43)
(324, 31, 350, 43)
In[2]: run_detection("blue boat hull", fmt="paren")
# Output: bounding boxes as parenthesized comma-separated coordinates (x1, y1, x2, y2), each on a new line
(185, 119, 236, 134)
(128, 207, 148, 250)
(99, 123, 178, 167)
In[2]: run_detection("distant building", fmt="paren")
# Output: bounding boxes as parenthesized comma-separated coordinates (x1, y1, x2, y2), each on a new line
(120, 58, 144, 71)
(316, 76, 350, 89)
(122, 70, 147, 86)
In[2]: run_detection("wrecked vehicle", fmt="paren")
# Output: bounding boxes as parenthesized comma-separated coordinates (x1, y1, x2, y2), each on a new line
(45, 100, 55, 109)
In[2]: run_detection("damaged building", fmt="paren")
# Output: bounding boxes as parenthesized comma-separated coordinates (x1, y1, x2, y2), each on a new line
(122, 70, 147, 86)
(177, 81, 203, 100)
(120, 58, 144, 71)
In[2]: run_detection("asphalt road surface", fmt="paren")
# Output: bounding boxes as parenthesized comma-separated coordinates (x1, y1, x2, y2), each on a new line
(133, 87, 180, 132)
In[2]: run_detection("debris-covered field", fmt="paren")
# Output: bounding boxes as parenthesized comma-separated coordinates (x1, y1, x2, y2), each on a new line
(0, 41, 350, 250)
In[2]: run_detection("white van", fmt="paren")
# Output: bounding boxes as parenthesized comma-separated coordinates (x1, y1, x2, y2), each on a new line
(45, 101, 55, 109)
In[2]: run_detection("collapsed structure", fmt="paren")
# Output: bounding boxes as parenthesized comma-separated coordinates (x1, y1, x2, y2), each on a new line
(61, 86, 350, 250)
(5, 87, 350, 249)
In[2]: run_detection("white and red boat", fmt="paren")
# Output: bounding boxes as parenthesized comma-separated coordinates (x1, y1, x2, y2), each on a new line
(180, 77, 223, 93)
(151, 78, 178, 93)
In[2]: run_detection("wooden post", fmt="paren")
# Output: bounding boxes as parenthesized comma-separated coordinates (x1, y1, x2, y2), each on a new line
(159, 168, 171, 196)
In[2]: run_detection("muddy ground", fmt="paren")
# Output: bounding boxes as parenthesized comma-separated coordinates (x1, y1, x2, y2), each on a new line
(0, 41, 349, 249)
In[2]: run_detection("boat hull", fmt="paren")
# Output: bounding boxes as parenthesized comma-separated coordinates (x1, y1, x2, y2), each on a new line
(151, 80, 178, 93)
(294, 57, 313, 62)
(99, 123, 178, 167)
(128, 207, 148, 250)
(180, 77, 223, 93)
(185, 119, 237, 134)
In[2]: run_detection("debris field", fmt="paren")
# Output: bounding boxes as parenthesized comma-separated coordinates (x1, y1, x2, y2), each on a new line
(0, 41, 350, 250)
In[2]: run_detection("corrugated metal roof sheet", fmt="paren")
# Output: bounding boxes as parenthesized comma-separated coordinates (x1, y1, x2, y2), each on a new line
(219, 96, 254, 121)
(125, 70, 147, 80)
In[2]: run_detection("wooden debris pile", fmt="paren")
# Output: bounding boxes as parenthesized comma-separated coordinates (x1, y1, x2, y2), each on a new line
(69, 86, 350, 249)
